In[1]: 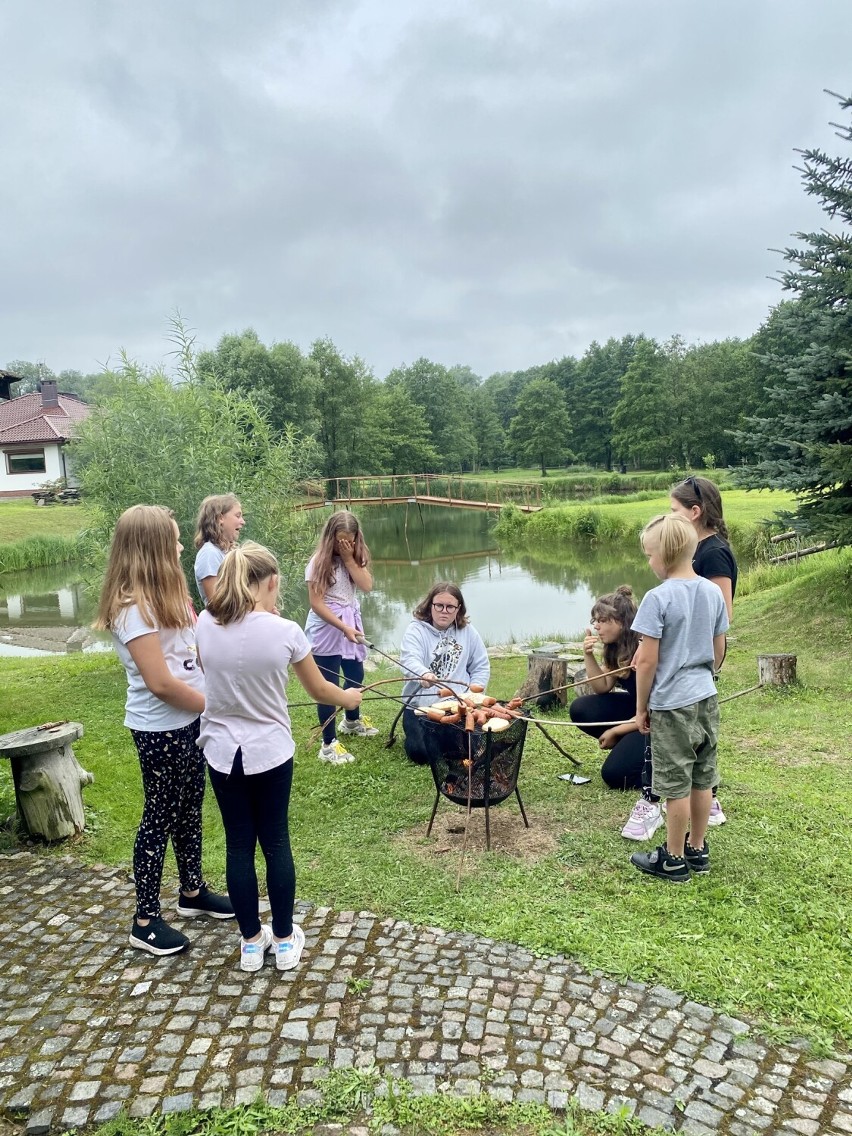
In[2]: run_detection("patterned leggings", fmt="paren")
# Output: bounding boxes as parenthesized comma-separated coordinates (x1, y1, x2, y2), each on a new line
(130, 719, 206, 919)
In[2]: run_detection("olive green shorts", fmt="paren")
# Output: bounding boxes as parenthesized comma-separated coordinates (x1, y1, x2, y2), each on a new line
(650, 696, 720, 800)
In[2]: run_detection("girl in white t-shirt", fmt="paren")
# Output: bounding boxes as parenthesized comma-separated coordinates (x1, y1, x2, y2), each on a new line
(304, 510, 376, 764)
(197, 542, 362, 973)
(95, 505, 234, 957)
(193, 493, 246, 606)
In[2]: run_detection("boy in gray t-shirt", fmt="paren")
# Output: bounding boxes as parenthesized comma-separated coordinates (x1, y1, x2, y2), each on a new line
(630, 514, 728, 883)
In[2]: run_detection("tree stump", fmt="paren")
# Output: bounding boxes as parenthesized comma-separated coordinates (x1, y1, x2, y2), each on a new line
(0, 722, 93, 842)
(517, 644, 570, 709)
(757, 654, 798, 686)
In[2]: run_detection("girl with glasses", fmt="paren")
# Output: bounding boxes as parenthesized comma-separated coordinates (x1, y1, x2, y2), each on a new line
(399, 582, 490, 765)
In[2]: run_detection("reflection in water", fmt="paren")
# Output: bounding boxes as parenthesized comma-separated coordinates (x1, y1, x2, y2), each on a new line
(289, 505, 657, 650)
(1, 505, 658, 655)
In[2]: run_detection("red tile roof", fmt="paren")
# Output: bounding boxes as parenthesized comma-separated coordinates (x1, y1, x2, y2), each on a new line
(0, 392, 91, 445)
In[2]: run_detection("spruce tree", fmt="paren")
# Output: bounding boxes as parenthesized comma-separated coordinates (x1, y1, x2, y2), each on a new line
(736, 92, 852, 545)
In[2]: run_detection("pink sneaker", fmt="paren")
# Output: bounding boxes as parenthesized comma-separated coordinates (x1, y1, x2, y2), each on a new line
(708, 798, 727, 826)
(621, 798, 664, 842)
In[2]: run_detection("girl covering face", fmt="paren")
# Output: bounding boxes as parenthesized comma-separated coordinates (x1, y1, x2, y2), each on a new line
(304, 511, 377, 764)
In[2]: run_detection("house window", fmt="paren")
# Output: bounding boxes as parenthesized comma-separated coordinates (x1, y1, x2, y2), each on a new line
(6, 450, 47, 475)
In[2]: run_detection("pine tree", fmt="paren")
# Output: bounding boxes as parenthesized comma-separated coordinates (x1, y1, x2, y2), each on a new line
(736, 92, 852, 544)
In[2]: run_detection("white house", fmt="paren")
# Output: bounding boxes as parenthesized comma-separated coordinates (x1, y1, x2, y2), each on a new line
(0, 379, 91, 497)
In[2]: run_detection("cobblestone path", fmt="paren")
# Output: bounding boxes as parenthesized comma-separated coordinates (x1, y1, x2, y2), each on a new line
(0, 852, 849, 1135)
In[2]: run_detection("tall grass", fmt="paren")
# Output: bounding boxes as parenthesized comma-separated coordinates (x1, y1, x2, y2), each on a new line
(0, 534, 89, 574)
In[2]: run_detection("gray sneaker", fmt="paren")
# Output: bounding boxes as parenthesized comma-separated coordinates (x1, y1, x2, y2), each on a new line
(319, 740, 355, 764)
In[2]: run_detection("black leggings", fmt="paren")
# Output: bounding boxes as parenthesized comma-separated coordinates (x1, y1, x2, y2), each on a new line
(313, 654, 364, 744)
(208, 749, 295, 941)
(130, 718, 206, 920)
(569, 692, 655, 795)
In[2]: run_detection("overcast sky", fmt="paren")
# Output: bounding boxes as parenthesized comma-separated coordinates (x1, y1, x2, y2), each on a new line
(2, 0, 851, 381)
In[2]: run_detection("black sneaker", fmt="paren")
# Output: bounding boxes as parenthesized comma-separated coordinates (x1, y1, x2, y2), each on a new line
(630, 844, 691, 884)
(175, 885, 234, 920)
(129, 916, 190, 956)
(684, 836, 710, 874)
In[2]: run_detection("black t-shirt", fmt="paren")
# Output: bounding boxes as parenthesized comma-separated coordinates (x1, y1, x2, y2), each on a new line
(613, 666, 637, 703)
(693, 534, 738, 598)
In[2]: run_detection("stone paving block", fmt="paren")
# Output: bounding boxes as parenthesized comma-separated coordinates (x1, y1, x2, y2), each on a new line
(1, 853, 850, 1134)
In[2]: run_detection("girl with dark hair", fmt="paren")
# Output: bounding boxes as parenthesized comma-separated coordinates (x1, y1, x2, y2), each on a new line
(399, 582, 490, 765)
(304, 510, 376, 764)
(197, 541, 362, 972)
(569, 586, 664, 839)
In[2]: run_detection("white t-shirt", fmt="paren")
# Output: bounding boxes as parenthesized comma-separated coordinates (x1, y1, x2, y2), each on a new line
(194, 542, 226, 606)
(305, 555, 356, 605)
(196, 610, 311, 775)
(112, 604, 205, 732)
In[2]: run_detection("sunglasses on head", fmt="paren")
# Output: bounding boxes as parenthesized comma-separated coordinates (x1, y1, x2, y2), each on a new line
(685, 475, 702, 501)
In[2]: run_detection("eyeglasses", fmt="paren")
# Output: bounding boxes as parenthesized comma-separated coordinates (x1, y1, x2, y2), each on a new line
(432, 602, 459, 613)
(685, 476, 702, 501)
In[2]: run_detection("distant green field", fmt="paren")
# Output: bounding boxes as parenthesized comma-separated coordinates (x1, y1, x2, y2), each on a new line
(0, 497, 91, 541)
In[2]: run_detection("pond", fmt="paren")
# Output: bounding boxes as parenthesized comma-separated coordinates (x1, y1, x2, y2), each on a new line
(0, 505, 657, 655)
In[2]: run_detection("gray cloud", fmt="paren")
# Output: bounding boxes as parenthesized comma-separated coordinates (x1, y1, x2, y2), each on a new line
(1, 0, 850, 379)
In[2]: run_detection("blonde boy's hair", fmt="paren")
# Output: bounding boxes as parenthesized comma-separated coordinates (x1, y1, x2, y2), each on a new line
(207, 541, 279, 626)
(640, 513, 698, 571)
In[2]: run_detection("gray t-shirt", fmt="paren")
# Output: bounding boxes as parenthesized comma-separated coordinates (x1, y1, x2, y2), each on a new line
(194, 542, 226, 606)
(632, 577, 729, 710)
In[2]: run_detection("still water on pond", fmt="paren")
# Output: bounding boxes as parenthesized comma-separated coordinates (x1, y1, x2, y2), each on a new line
(0, 506, 657, 655)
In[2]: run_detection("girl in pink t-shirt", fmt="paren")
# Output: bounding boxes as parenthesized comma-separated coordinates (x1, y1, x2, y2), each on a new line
(197, 541, 362, 973)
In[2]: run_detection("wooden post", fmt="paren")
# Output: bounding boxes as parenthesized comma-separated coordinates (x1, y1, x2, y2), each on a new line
(757, 654, 798, 686)
(517, 644, 570, 708)
(0, 722, 93, 842)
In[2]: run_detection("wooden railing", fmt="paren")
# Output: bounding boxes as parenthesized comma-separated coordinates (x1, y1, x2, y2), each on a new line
(303, 474, 543, 513)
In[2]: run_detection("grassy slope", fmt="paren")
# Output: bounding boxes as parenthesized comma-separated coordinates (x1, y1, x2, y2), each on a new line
(521, 489, 796, 530)
(0, 498, 90, 541)
(0, 551, 849, 1047)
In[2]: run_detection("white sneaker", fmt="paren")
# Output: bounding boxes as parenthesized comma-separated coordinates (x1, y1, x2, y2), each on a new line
(621, 798, 664, 842)
(319, 740, 355, 764)
(240, 924, 273, 972)
(708, 797, 727, 826)
(338, 716, 379, 737)
(274, 923, 306, 971)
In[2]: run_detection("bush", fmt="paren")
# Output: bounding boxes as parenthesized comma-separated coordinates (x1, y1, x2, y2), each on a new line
(71, 355, 322, 600)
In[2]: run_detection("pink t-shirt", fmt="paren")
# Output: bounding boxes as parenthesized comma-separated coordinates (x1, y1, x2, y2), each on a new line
(196, 610, 311, 774)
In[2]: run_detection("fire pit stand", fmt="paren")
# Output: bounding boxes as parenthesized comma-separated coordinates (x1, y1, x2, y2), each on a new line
(416, 715, 530, 851)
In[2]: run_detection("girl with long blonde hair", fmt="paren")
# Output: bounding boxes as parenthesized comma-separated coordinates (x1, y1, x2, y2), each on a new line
(95, 505, 233, 956)
(197, 542, 362, 972)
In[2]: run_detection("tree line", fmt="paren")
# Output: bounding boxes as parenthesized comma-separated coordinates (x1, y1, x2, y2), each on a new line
(3, 315, 797, 478)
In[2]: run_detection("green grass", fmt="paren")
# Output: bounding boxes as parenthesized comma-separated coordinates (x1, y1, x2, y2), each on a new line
(495, 489, 796, 559)
(0, 499, 93, 573)
(84, 1069, 669, 1136)
(1, 551, 850, 1049)
(0, 497, 90, 541)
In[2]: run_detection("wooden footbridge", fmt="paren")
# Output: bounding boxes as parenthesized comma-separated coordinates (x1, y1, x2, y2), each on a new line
(298, 474, 543, 513)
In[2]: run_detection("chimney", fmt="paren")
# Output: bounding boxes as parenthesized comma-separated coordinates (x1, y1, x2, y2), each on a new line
(40, 379, 60, 409)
